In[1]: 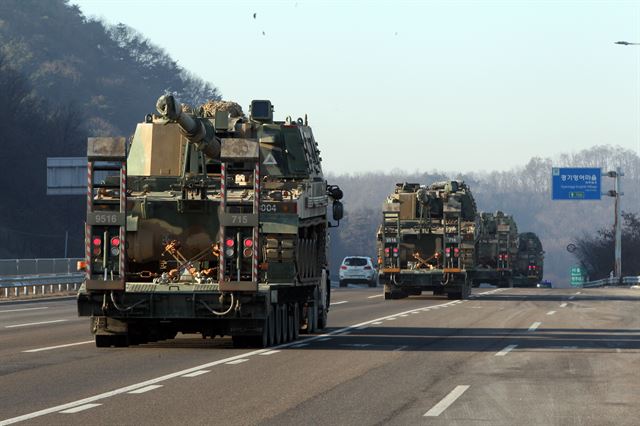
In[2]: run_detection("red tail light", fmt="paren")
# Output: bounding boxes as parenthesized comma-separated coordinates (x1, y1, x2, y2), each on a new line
(340, 265, 347, 270)
(364, 266, 372, 270)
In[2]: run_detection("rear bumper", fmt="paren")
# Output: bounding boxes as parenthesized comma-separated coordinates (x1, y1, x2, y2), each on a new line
(379, 270, 466, 290)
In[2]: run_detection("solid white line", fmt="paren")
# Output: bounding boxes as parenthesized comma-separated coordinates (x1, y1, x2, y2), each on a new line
(181, 370, 210, 378)
(547, 311, 556, 316)
(372, 321, 383, 325)
(23, 340, 93, 353)
(356, 326, 368, 330)
(225, 359, 249, 365)
(367, 294, 384, 299)
(330, 301, 348, 306)
(424, 385, 470, 417)
(399, 314, 409, 317)
(291, 343, 309, 348)
(0, 299, 460, 426)
(128, 385, 163, 394)
(528, 322, 541, 331)
(316, 337, 332, 342)
(5, 319, 67, 328)
(560, 303, 567, 308)
(394, 345, 408, 352)
(259, 350, 281, 356)
(568, 296, 575, 300)
(386, 317, 397, 321)
(576, 292, 582, 294)
(495, 344, 518, 356)
(0, 307, 49, 314)
(59, 404, 102, 414)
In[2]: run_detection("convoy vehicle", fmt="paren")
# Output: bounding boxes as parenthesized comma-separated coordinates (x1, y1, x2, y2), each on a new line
(377, 181, 476, 300)
(514, 232, 544, 286)
(77, 95, 343, 348)
(339, 256, 377, 287)
(473, 211, 519, 287)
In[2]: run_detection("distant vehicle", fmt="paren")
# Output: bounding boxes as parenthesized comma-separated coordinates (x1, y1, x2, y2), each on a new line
(537, 280, 552, 288)
(339, 256, 377, 287)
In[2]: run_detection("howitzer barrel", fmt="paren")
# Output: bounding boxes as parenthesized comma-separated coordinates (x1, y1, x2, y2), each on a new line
(156, 94, 221, 159)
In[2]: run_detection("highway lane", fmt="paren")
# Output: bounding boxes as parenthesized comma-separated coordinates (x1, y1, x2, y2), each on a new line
(1, 287, 639, 425)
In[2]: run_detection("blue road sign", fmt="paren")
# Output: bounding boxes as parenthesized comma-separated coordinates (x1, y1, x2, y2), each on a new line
(552, 167, 601, 200)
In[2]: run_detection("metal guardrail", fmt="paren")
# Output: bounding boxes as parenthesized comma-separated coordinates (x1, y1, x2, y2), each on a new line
(581, 276, 640, 288)
(0, 273, 84, 298)
(0, 258, 82, 276)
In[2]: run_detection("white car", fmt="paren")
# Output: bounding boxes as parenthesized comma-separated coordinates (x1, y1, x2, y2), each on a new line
(339, 256, 377, 287)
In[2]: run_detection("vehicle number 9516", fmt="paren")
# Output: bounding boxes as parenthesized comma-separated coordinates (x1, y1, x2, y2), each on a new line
(88, 212, 125, 226)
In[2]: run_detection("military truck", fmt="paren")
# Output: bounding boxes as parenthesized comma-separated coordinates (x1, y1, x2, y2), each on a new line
(77, 95, 343, 348)
(513, 232, 544, 286)
(472, 211, 519, 287)
(377, 181, 476, 300)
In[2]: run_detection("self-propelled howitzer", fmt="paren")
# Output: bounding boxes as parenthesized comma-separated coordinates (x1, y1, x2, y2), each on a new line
(77, 95, 344, 348)
(377, 180, 477, 299)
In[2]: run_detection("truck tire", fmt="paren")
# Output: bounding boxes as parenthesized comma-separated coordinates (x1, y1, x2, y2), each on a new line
(95, 335, 113, 348)
(293, 302, 300, 340)
(274, 304, 282, 344)
(281, 304, 289, 343)
(268, 307, 276, 346)
(287, 304, 295, 342)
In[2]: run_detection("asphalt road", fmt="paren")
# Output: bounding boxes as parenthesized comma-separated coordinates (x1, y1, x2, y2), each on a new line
(0, 286, 639, 425)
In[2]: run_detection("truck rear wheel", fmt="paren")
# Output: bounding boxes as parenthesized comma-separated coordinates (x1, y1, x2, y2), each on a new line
(274, 304, 282, 344)
(281, 304, 289, 343)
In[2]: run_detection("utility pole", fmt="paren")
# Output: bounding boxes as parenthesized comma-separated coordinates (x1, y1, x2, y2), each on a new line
(605, 169, 623, 282)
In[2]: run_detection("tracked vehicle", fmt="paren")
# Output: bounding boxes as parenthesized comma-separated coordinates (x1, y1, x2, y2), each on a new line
(513, 232, 544, 286)
(77, 95, 343, 347)
(377, 181, 476, 300)
(472, 211, 519, 287)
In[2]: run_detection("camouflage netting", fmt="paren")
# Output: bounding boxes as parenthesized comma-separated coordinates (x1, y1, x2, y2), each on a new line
(200, 100, 244, 118)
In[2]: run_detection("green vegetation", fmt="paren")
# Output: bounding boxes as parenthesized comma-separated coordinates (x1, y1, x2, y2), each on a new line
(0, 0, 219, 258)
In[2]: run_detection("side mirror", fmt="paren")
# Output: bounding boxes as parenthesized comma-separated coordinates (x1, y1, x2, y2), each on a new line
(333, 201, 344, 221)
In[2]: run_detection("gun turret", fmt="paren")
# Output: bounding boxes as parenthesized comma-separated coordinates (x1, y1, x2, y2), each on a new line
(156, 94, 221, 159)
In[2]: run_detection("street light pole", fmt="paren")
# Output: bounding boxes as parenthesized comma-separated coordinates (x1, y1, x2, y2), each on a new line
(613, 41, 637, 283)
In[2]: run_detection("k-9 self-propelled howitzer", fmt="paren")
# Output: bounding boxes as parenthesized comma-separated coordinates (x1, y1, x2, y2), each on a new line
(77, 94, 343, 349)
(377, 180, 477, 300)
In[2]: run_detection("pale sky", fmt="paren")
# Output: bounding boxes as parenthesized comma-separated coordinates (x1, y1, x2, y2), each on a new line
(72, 0, 640, 175)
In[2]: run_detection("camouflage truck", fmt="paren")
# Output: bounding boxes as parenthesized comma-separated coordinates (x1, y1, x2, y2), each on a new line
(377, 181, 476, 300)
(513, 232, 544, 286)
(472, 211, 519, 287)
(77, 95, 343, 348)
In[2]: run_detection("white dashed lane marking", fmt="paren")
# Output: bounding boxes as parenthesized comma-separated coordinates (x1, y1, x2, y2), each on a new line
(0, 307, 49, 314)
(495, 344, 518, 357)
(330, 301, 348, 306)
(424, 385, 470, 417)
(547, 311, 556, 316)
(367, 294, 383, 299)
(528, 322, 541, 332)
(5, 319, 68, 328)
(560, 303, 567, 308)
(22, 340, 94, 353)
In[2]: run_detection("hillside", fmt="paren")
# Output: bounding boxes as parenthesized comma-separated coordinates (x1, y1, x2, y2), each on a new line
(0, 0, 220, 258)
